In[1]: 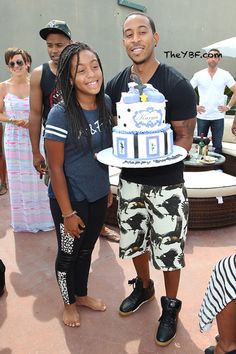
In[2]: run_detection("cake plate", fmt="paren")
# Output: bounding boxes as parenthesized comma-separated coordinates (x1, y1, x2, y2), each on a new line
(97, 146, 187, 168)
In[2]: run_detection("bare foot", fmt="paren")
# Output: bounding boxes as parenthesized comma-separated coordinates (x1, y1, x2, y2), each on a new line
(63, 303, 80, 327)
(76, 296, 106, 311)
(100, 226, 120, 242)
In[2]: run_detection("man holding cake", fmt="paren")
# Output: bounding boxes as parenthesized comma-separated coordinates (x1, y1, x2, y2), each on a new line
(105, 13, 196, 346)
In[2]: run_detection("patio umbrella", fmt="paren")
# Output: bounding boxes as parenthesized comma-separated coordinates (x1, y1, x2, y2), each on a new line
(202, 37, 236, 58)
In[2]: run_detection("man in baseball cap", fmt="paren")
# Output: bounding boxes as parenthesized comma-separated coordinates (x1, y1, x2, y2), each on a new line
(29, 19, 72, 178)
(39, 19, 72, 40)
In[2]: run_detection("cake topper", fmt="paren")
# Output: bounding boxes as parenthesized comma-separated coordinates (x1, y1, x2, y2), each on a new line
(130, 73, 147, 98)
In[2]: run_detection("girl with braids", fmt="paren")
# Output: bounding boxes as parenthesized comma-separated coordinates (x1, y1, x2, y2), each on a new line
(44, 42, 113, 327)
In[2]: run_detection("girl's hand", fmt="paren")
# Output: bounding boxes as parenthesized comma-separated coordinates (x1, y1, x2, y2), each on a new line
(64, 214, 85, 238)
(22, 120, 29, 128)
(14, 119, 26, 127)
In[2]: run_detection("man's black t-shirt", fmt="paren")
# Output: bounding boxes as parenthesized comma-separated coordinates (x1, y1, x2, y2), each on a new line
(105, 63, 196, 186)
(40, 63, 63, 126)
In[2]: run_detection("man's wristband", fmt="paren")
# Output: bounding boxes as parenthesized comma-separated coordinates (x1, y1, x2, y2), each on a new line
(62, 210, 77, 219)
(226, 105, 231, 111)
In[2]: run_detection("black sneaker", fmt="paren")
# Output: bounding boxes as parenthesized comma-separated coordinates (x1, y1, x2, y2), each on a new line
(155, 296, 182, 346)
(119, 277, 155, 316)
(205, 347, 236, 354)
(204, 346, 215, 354)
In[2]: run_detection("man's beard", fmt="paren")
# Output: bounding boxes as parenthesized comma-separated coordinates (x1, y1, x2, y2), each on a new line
(132, 58, 147, 65)
(208, 62, 218, 69)
(129, 50, 153, 65)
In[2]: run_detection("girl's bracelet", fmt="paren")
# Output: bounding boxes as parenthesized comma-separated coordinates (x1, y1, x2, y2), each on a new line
(62, 210, 77, 219)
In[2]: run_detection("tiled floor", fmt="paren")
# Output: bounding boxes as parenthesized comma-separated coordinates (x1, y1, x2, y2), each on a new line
(0, 191, 235, 354)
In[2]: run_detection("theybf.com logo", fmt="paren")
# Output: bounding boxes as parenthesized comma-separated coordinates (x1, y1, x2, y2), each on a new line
(163, 51, 222, 59)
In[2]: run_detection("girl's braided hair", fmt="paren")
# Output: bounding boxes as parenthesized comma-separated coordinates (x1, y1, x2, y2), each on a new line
(56, 42, 113, 150)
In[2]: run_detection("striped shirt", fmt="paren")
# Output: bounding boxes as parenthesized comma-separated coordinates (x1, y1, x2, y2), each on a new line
(199, 254, 236, 332)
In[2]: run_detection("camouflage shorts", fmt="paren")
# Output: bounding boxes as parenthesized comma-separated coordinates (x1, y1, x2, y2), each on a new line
(117, 179, 189, 271)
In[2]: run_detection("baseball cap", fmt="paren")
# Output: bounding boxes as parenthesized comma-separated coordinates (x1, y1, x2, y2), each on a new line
(39, 20, 71, 40)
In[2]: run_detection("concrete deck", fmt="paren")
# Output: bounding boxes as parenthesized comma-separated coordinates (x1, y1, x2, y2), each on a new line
(0, 191, 235, 354)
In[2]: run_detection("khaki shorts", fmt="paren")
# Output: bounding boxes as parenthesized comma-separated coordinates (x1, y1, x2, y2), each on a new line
(117, 179, 189, 271)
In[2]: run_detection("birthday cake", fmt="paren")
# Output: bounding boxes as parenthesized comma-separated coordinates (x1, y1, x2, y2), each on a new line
(112, 80, 174, 160)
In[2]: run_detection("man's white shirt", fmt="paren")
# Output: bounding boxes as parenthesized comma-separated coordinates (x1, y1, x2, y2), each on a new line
(190, 68, 236, 120)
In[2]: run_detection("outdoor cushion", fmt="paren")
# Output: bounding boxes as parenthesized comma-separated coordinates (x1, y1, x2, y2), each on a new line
(223, 116, 236, 143)
(184, 170, 236, 198)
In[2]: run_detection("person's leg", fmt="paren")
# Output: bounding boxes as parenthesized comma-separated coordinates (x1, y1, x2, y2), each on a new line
(0, 124, 7, 195)
(201, 254, 236, 354)
(163, 269, 180, 298)
(74, 195, 108, 311)
(146, 183, 188, 346)
(210, 119, 224, 153)
(214, 300, 236, 354)
(119, 252, 154, 315)
(118, 179, 155, 315)
(197, 118, 210, 137)
(50, 198, 84, 327)
(133, 252, 151, 287)
(100, 224, 120, 242)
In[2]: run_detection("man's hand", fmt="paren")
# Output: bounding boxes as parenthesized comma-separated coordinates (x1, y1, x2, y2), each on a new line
(232, 118, 236, 136)
(218, 105, 229, 113)
(33, 153, 46, 175)
(197, 105, 206, 114)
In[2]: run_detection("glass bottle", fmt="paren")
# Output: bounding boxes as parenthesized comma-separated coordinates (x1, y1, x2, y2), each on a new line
(198, 133, 205, 157)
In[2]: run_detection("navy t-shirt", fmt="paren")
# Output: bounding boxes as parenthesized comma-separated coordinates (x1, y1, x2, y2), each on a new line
(105, 64, 197, 186)
(44, 103, 111, 202)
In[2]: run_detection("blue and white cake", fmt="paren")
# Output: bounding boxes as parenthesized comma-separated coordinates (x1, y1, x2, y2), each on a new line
(112, 83, 174, 160)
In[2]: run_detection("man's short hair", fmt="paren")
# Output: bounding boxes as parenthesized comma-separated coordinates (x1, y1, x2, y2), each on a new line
(208, 48, 221, 55)
(124, 12, 156, 34)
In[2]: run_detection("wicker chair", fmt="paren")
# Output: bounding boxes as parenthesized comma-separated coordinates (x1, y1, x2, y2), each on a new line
(188, 195, 236, 229)
(185, 170, 236, 229)
(222, 153, 236, 177)
(222, 115, 236, 177)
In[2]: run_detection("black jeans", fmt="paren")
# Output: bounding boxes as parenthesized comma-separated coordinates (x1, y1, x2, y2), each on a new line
(50, 196, 108, 304)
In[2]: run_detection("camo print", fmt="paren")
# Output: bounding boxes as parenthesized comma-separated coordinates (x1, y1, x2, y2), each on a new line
(117, 179, 189, 271)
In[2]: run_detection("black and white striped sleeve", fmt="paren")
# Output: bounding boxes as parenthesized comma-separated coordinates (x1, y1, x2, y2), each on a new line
(199, 254, 236, 332)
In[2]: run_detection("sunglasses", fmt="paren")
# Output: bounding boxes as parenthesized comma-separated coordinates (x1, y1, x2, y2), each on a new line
(8, 59, 24, 68)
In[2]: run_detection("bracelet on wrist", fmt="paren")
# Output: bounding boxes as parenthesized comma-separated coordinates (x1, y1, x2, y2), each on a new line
(226, 105, 231, 111)
(8, 118, 14, 123)
(62, 210, 77, 219)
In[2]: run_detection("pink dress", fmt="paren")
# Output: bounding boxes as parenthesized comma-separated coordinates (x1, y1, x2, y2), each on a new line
(4, 93, 54, 232)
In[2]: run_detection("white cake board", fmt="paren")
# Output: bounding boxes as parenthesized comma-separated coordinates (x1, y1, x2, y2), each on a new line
(97, 146, 187, 168)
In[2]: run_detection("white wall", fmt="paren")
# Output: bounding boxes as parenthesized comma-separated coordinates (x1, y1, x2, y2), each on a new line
(0, 0, 235, 83)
